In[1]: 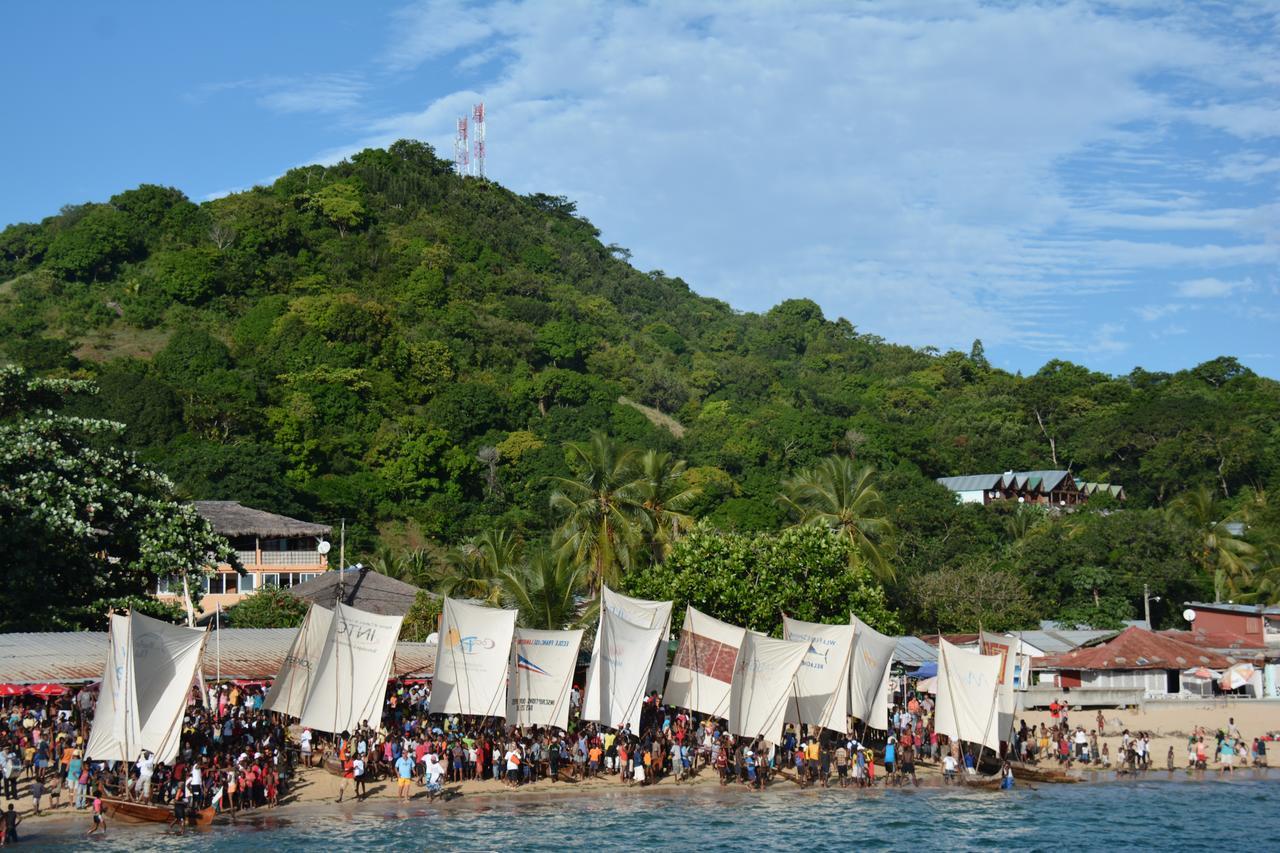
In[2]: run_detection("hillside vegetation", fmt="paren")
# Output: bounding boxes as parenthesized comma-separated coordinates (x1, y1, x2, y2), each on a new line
(3, 139, 1279, 631)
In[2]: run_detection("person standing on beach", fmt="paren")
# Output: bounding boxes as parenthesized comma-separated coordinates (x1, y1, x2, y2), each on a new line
(2, 803, 20, 845)
(395, 751, 415, 801)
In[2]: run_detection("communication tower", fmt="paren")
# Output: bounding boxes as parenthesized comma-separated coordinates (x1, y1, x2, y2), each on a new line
(453, 116, 469, 176)
(472, 102, 486, 179)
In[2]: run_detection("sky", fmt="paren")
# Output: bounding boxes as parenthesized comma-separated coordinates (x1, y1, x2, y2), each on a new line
(3, 1, 1279, 377)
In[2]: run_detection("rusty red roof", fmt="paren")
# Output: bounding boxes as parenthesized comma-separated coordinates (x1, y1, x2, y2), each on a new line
(1159, 629, 1268, 660)
(1037, 626, 1234, 671)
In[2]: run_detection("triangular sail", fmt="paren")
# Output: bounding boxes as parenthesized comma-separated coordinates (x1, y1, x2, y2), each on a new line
(934, 637, 1001, 752)
(849, 614, 896, 730)
(263, 603, 334, 718)
(84, 614, 139, 762)
(663, 605, 745, 719)
(728, 632, 808, 743)
(85, 611, 207, 764)
(783, 616, 854, 733)
(582, 603, 665, 731)
(429, 598, 517, 718)
(582, 586, 672, 723)
(299, 602, 404, 734)
(506, 627, 583, 730)
(131, 612, 208, 763)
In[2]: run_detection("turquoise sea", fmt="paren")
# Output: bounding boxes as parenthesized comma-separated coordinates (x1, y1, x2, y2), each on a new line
(29, 773, 1279, 851)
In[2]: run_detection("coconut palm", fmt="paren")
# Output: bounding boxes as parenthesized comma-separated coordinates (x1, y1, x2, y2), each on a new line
(369, 546, 439, 589)
(1168, 486, 1255, 602)
(438, 528, 521, 605)
(779, 456, 894, 582)
(630, 449, 700, 563)
(548, 432, 645, 592)
(499, 548, 590, 630)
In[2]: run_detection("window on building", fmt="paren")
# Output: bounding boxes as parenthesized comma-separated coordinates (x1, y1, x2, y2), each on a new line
(238, 573, 256, 593)
(205, 573, 237, 595)
(261, 573, 280, 588)
(155, 576, 177, 595)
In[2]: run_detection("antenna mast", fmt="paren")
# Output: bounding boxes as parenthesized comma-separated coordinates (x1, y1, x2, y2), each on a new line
(472, 102, 486, 179)
(453, 115, 469, 176)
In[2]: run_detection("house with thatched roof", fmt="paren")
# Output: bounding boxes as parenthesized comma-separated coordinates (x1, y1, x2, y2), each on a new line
(155, 501, 332, 614)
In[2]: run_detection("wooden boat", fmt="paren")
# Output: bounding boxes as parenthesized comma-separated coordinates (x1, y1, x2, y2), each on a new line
(102, 797, 216, 826)
(958, 775, 1006, 790)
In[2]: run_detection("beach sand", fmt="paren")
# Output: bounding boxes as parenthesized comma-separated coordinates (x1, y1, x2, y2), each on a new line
(8, 699, 1275, 838)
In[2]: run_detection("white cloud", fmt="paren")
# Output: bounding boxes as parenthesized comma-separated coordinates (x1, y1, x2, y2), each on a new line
(1176, 277, 1254, 298)
(257, 74, 367, 115)
(285, 1, 1278, 360)
(1136, 303, 1182, 322)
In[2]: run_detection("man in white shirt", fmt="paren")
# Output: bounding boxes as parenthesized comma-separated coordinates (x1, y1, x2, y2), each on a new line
(135, 751, 155, 801)
(942, 754, 958, 783)
(300, 729, 314, 767)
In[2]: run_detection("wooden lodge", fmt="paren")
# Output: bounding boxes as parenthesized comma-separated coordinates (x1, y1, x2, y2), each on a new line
(935, 470, 1124, 507)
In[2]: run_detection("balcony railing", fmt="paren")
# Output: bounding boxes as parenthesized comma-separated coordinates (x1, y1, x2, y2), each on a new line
(228, 550, 328, 568)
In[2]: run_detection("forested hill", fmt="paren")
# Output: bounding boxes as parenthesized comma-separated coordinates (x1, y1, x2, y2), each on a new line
(3, 139, 1279, 630)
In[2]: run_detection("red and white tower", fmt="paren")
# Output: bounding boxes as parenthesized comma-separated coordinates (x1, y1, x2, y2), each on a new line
(472, 102, 486, 179)
(453, 115, 469, 176)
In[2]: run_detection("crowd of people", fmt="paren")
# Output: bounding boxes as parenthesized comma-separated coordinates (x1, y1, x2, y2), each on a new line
(0, 674, 1276, 841)
(0, 681, 294, 842)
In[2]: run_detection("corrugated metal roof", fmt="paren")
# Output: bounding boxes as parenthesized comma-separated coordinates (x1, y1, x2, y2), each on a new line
(194, 501, 331, 538)
(935, 475, 1003, 492)
(1017, 629, 1113, 654)
(0, 629, 435, 683)
(893, 636, 938, 665)
(1037, 626, 1234, 671)
(1186, 601, 1280, 616)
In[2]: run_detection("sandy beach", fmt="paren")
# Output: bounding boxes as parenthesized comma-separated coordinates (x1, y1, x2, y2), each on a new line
(7, 698, 1275, 841)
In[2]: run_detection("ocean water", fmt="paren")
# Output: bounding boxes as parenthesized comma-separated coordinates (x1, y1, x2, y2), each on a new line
(29, 773, 1279, 851)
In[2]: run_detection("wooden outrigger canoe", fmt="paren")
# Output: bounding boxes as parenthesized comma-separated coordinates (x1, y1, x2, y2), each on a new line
(1009, 762, 1080, 783)
(103, 797, 216, 826)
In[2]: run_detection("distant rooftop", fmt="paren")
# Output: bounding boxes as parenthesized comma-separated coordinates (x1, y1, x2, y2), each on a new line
(194, 501, 331, 539)
(289, 567, 429, 616)
(1185, 601, 1280, 616)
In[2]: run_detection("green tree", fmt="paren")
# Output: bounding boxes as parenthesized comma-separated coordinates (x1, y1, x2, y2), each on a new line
(1169, 486, 1255, 601)
(0, 366, 237, 630)
(225, 586, 309, 628)
(627, 524, 899, 635)
(631, 449, 699, 563)
(305, 181, 366, 237)
(43, 205, 139, 281)
(779, 456, 894, 582)
(911, 561, 1038, 633)
(438, 528, 521, 605)
(548, 432, 644, 591)
(400, 590, 444, 642)
(499, 548, 589, 629)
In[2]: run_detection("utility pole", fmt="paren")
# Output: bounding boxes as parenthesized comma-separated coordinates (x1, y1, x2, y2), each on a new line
(1143, 583, 1151, 627)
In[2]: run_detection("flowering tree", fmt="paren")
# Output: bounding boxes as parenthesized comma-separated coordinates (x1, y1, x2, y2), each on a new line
(0, 366, 238, 630)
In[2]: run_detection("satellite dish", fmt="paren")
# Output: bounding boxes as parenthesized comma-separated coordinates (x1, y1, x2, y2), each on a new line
(317, 540, 332, 555)
(426, 632, 439, 646)
(1183, 608, 1196, 622)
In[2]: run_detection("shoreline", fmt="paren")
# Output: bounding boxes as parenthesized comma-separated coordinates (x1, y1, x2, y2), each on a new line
(14, 760, 1278, 842)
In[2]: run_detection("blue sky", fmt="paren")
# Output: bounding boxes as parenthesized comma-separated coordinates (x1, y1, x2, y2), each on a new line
(4, 1, 1278, 377)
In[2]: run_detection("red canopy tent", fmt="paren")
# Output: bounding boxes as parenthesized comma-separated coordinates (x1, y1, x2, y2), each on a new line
(28, 683, 68, 697)
(0, 684, 26, 698)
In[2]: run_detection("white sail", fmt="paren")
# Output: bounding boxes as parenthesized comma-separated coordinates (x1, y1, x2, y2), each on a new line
(663, 605, 746, 719)
(728, 632, 808, 743)
(299, 603, 404, 734)
(263, 603, 334, 718)
(934, 637, 1001, 752)
(848, 614, 896, 729)
(429, 598, 517, 718)
(980, 631, 1018, 741)
(85, 612, 207, 764)
(84, 614, 139, 762)
(783, 616, 854, 733)
(583, 585, 672, 721)
(506, 627, 583, 730)
(131, 612, 208, 763)
(582, 603, 665, 731)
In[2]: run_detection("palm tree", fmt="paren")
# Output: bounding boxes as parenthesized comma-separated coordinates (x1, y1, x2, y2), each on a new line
(438, 528, 521, 605)
(369, 546, 439, 589)
(499, 548, 590, 629)
(630, 449, 700, 563)
(779, 456, 894, 582)
(1168, 486, 1255, 602)
(548, 432, 645, 592)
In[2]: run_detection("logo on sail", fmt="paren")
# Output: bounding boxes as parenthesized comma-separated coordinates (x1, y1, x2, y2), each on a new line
(445, 627, 496, 654)
(516, 654, 549, 676)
